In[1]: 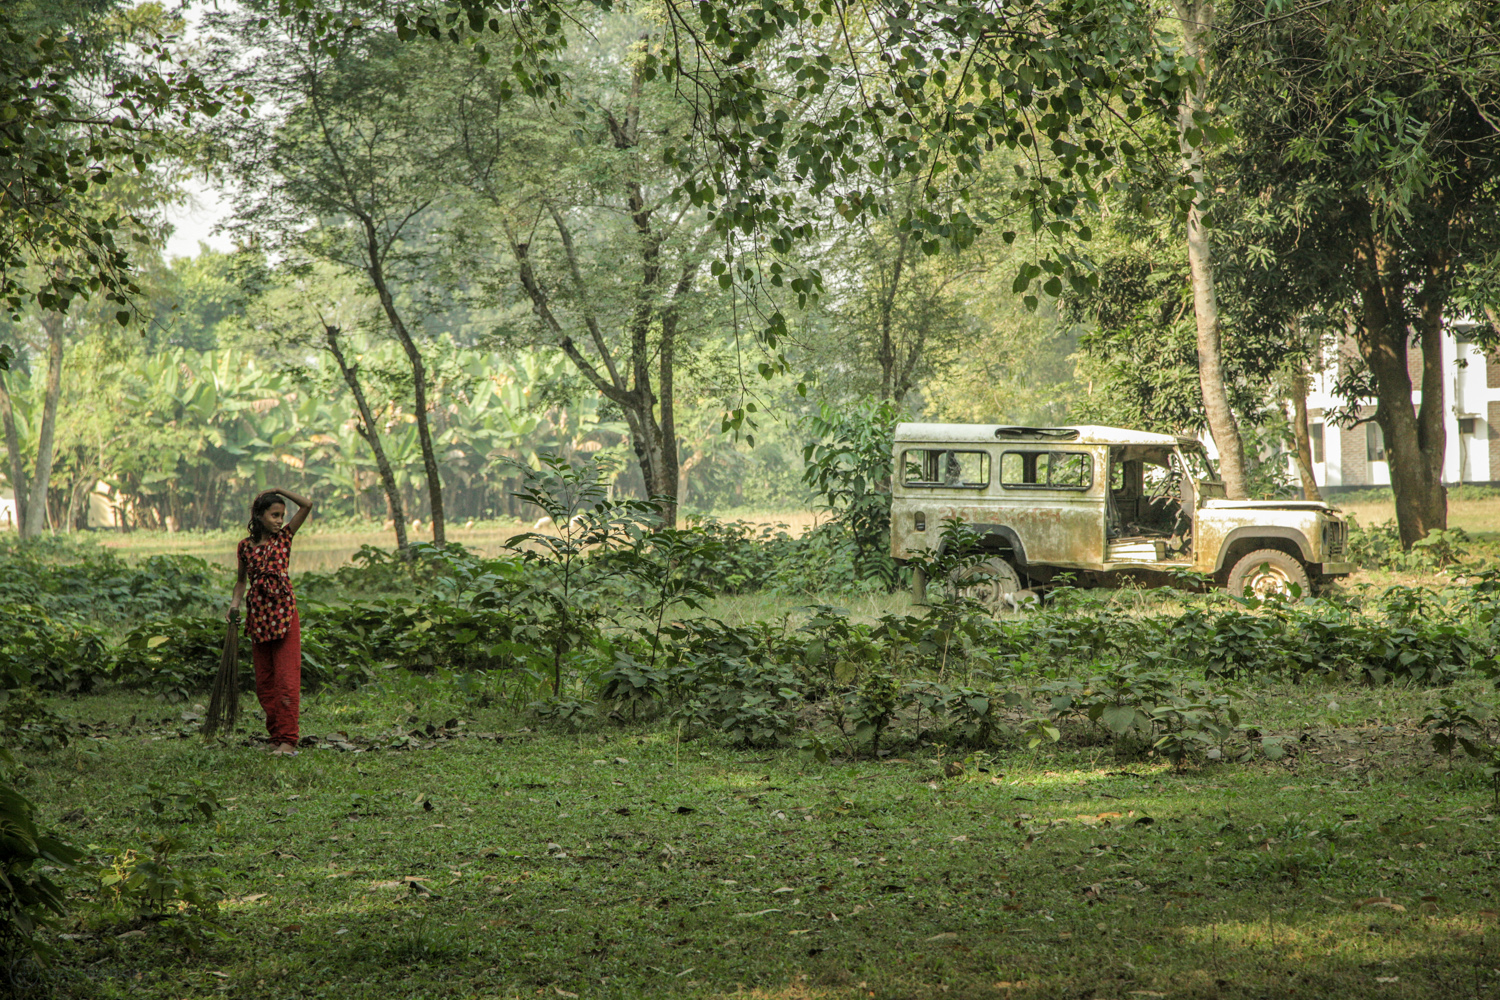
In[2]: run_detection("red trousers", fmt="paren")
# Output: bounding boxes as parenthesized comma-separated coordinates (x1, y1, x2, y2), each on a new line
(252, 610, 301, 745)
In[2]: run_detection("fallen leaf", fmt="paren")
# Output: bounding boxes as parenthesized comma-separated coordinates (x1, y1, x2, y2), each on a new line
(280, 924, 302, 933)
(116, 930, 146, 940)
(925, 932, 959, 942)
(1375, 976, 1400, 984)
(553, 989, 578, 998)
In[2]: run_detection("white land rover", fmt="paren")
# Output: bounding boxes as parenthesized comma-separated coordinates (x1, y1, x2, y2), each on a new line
(890, 423, 1353, 608)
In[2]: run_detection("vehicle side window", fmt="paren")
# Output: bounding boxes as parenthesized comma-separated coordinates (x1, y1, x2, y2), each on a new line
(1001, 450, 1093, 490)
(901, 449, 990, 488)
(1000, 451, 1037, 485)
(1047, 451, 1092, 488)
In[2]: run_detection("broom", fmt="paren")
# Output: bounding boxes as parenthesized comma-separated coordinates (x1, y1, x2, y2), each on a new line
(203, 610, 241, 738)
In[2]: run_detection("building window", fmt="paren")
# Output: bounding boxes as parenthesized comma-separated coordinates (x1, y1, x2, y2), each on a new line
(1366, 422, 1387, 463)
(1459, 416, 1477, 436)
(1310, 422, 1324, 464)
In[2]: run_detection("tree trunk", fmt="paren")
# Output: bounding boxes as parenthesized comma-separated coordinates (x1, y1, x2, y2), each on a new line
(325, 325, 408, 550)
(1356, 235, 1446, 547)
(360, 217, 445, 546)
(23, 311, 64, 539)
(0, 368, 27, 531)
(876, 230, 909, 402)
(1172, 0, 1249, 499)
(1287, 362, 1322, 502)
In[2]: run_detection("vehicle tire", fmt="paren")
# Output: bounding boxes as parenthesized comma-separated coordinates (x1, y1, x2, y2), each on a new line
(1225, 548, 1310, 599)
(948, 557, 1025, 613)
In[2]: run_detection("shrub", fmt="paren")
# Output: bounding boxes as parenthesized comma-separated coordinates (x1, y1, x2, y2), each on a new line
(801, 398, 902, 587)
(0, 536, 222, 624)
(1347, 517, 1471, 571)
(0, 606, 109, 694)
(0, 776, 81, 966)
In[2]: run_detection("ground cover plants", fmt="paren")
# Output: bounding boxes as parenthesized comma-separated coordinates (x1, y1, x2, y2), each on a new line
(7, 681, 1500, 1000)
(4, 466, 1500, 996)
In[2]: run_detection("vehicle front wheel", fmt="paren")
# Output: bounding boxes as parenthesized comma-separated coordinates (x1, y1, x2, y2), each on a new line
(1225, 548, 1310, 599)
(948, 557, 1027, 613)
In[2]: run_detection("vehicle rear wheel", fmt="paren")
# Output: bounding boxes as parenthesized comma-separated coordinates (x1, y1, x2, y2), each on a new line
(948, 557, 1026, 613)
(1225, 548, 1310, 599)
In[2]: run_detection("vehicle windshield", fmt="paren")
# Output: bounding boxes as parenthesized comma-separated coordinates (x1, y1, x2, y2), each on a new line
(1179, 444, 1221, 484)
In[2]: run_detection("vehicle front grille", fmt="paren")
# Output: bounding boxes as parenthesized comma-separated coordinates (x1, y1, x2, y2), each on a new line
(1324, 521, 1347, 560)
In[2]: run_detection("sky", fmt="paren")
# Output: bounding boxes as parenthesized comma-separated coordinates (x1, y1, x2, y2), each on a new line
(162, 1, 236, 261)
(164, 175, 235, 260)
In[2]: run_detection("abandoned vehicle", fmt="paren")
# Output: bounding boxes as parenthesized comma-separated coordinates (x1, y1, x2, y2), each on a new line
(890, 423, 1353, 610)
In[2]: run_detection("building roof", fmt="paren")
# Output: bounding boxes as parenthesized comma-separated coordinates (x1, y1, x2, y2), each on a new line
(893, 423, 1193, 447)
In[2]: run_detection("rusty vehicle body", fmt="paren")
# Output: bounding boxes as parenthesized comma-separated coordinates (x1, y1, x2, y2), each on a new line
(890, 423, 1353, 602)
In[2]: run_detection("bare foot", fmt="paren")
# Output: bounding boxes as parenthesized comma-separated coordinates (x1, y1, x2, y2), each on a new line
(270, 743, 299, 756)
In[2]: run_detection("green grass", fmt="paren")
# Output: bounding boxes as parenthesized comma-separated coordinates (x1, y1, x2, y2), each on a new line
(16, 671, 1500, 1000)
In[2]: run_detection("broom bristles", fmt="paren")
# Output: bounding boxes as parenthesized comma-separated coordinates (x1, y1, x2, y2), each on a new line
(203, 610, 241, 737)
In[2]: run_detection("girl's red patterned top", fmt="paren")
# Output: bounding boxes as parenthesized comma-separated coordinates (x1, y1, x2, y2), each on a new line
(238, 528, 297, 642)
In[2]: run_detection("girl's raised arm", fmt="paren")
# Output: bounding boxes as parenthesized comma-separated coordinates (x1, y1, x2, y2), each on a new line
(268, 488, 316, 535)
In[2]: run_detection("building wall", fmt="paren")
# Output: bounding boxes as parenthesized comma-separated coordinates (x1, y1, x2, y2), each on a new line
(1301, 323, 1493, 490)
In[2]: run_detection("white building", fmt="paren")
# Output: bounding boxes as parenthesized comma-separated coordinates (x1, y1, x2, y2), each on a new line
(1303, 322, 1492, 489)
(0, 489, 14, 531)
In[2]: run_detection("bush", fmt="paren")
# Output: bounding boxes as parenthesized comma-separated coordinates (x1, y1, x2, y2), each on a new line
(115, 615, 241, 703)
(1347, 517, 1471, 571)
(0, 776, 81, 967)
(0, 606, 110, 694)
(0, 536, 222, 624)
(801, 398, 902, 587)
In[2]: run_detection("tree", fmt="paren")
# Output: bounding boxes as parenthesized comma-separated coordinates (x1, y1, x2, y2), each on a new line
(323, 324, 409, 548)
(228, 259, 411, 548)
(438, 10, 718, 527)
(207, 1, 452, 544)
(1063, 209, 1287, 443)
(0, 2, 241, 320)
(1169, 0, 1249, 498)
(1221, 0, 1500, 544)
(808, 175, 982, 406)
(276, 0, 1199, 435)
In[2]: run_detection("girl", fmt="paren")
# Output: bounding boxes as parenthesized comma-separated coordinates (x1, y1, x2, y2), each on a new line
(229, 488, 315, 755)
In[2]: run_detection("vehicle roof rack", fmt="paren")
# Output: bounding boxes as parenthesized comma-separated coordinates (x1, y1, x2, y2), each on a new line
(993, 426, 1080, 440)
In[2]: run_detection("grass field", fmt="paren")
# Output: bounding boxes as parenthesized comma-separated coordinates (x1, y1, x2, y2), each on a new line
(93, 511, 828, 574)
(20, 674, 1500, 1000)
(11, 499, 1500, 998)
(81, 496, 1500, 577)
(1339, 495, 1500, 537)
